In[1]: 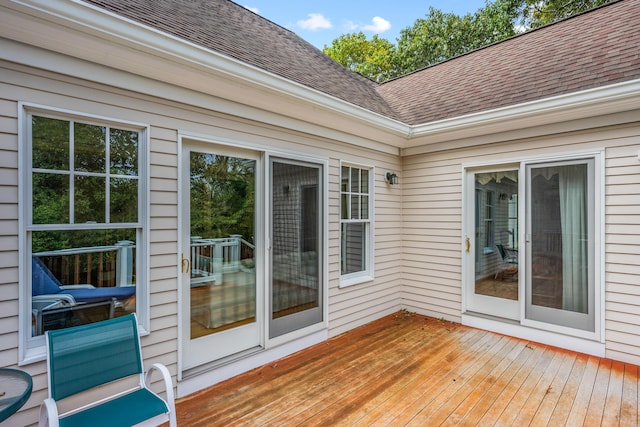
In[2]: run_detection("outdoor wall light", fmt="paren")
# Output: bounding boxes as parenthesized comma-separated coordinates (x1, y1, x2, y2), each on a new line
(385, 171, 399, 185)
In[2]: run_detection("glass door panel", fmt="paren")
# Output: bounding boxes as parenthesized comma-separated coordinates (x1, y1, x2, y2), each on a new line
(525, 160, 595, 332)
(269, 158, 323, 339)
(182, 143, 261, 369)
(466, 169, 519, 320)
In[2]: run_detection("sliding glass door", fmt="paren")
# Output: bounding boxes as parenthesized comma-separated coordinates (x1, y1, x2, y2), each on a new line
(465, 168, 519, 320)
(525, 159, 595, 332)
(181, 145, 326, 370)
(465, 156, 599, 338)
(182, 143, 261, 369)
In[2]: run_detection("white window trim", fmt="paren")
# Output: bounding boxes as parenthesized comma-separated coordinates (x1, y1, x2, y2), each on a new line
(18, 103, 150, 365)
(339, 162, 374, 288)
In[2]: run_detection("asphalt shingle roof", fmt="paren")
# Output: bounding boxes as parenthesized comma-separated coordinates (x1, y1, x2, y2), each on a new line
(82, 0, 401, 120)
(377, 0, 640, 124)
(82, 0, 640, 126)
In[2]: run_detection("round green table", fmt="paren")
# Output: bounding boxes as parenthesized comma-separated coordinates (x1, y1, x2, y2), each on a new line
(0, 368, 33, 422)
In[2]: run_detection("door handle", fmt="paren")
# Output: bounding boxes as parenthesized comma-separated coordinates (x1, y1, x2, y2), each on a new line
(465, 236, 471, 253)
(181, 253, 191, 274)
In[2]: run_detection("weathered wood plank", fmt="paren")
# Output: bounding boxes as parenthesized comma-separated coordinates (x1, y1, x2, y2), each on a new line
(620, 363, 638, 427)
(584, 358, 613, 425)
(406, 336, 514, 425)
(528, 349, 577, 425)
(439, 338, 524, 426)
(564, 355, 601, 426)
(602, 360, 625, 425)
(511, 348, 565, 425)
(175, 313, 640, 426)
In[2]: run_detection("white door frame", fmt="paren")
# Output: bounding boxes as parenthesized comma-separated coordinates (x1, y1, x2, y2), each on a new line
(179, 138, 264, 372)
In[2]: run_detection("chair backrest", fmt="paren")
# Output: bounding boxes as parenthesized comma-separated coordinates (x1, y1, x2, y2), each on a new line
(495, 244, 507, 260)
(46, 314, 143, 401)
(32, 256, 63, 296)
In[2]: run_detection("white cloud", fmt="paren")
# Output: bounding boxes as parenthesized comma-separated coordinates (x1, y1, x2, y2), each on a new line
(343, 20, 358, 32)
(361, 16, 391, 34)
(242, 5, 259, 14)
(297, 13, 333, 31)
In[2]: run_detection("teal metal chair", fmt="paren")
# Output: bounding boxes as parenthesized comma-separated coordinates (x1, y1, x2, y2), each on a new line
(39, 314, 176, 427)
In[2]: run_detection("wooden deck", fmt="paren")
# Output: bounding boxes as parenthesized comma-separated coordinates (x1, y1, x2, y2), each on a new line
(176, 311, 639, 426)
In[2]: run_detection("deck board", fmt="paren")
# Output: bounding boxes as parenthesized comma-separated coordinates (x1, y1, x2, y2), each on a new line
(176, 313, 640, 426)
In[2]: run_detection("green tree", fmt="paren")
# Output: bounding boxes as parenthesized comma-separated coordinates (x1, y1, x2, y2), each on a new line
(190, 154, 255, 243)
(325, 0, 612, 81)
(395, 0, 521, 75)
(519, 0, 612, 28)
(322, 32, 398, 83)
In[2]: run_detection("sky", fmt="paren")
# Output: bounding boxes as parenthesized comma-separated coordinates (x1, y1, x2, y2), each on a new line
(240, 0, 489, 49)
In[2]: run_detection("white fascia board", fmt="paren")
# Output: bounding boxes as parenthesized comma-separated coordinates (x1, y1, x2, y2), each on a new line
(4, 1, 639, 156)
(2, 0, 409, 147)
(405, 79, 640, 153)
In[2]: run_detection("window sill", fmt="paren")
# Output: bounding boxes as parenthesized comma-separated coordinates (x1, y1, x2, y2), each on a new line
(19, 345, 46, 366)
(339, 274, 374, 288)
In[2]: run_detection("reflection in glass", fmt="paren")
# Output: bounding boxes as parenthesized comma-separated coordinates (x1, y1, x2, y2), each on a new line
(74, 123, 106, 173)
(75, 175, 106, 223)
(110, 177, 138, 223)
(341, 222, 366, 275)
(473, 170, 519, 301)
(189, 152, 256, 339)
(110, 128, 138, 176)
(31, 228, 137, 336)
(32, 116, 69, 170)
(32, 172, 69, 224)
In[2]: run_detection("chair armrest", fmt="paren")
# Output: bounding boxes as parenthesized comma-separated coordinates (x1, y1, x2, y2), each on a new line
(33, 294, 76, 305)
(59, 284, 96, 290)
(39, 398, 59, 427)
(144, 363, 177, 427)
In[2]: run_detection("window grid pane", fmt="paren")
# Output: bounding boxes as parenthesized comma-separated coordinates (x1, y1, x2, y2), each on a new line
(30, 116, 140, 227)
(27, 112, 143, 340)
(340, 165, 371, 278)
(74, 122, 106, 173)
(32, 116, 69, 170)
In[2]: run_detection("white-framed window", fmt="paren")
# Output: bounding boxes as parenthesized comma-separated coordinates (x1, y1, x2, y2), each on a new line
(340, 163, 373, 286)
(484, 190, 495, 251)
(20, 105, 148, 363)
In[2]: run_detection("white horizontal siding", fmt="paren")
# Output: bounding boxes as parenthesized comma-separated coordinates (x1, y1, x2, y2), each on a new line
(402, 124, 640, 364)
(1, 56, 405, 423)
(605, 141, 640, 365)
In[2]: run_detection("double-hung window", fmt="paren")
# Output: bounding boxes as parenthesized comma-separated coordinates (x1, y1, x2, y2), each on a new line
(21, 107, 147, 361)
(340, 164, 373, 286)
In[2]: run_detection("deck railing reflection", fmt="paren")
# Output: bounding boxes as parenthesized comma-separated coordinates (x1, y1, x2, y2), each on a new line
(34, 240, 135, 288)
(190, 235, 255, 286)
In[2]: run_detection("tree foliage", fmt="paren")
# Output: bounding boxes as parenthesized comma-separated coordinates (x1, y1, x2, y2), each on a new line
(324, 0, 613, 81)
(395, 0, 521, 77)
(519, 0, 611, 28)
(190, 153, 255, 243)
(322, 32, 398, 83)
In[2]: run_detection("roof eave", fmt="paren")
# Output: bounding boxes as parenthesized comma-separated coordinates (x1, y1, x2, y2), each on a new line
(3, 1, 638, 158)
(403, 78, 640, 155)
(2, 0, 409, 153)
